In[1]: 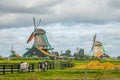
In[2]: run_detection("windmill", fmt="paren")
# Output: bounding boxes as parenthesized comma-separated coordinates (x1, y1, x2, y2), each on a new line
(10, 44, 16, 55)
(23, 17, 54, 58)
(9, 44, 20, 57)
(27, 17, 53, 51)
(90, 34, 109, 58)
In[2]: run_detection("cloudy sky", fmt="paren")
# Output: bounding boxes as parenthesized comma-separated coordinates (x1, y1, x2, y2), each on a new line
(0, 0, 120, 57)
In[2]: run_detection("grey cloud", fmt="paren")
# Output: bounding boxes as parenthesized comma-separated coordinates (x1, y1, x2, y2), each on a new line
(0, 0, 120, 28)
(107, 0, 120, 8)
(0, 0, 63, 14)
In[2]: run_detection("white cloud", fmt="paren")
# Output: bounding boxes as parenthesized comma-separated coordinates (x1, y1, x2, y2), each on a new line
(0, 22, 120, 57)
(44, 23, 120, 57)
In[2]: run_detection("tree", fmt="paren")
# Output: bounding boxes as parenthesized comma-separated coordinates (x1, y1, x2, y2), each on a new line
(0, 55, 4, 60)
(73, 48, 85, 60)
(52, 51, 59, 56)
(117, 56, 120, 59)
(73, 53, 79, 60)
(64, 50, 72, 57)
(78, 48, 84, 59)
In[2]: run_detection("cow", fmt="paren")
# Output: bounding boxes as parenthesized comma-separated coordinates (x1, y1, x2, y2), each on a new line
(20, 62, 29, 73)
(38, 61, 48, 71)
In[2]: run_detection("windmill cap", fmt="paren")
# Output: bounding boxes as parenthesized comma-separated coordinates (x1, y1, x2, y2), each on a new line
(95, 41, 103, 46)
(35, 29, 45, 34)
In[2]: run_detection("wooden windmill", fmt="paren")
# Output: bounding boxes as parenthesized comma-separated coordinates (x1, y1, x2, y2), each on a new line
(10, 44, 20, 57)
(23, 17, 54, 58)
(27, 17, 53, 51)
(10, 44, 15, 55)
(90, 34, 109, 58)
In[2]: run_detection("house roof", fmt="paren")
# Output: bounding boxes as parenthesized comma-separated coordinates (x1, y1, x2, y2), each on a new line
(23, 46, 54, 57)
(36, 46, 54, 56)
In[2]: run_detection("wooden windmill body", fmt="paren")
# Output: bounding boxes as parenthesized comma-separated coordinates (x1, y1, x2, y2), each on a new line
(93, 41, 104, 57)
(34, 29, 47, 47)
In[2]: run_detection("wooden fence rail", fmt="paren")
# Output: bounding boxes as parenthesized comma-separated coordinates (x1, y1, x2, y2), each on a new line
(0, 64, 34, 74)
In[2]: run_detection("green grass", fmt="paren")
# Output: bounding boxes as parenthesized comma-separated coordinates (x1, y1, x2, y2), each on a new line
(0, 69, 120, 80)
(0, 59, 120, 64)
(0, 59, 120, 80)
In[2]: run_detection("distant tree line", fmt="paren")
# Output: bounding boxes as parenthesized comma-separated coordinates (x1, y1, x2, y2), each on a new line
(53, 48, 92, 60)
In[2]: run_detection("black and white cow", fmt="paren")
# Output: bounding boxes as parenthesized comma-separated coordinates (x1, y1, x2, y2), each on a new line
(20, 62, 29, 73)
(38, 61, 48, 71)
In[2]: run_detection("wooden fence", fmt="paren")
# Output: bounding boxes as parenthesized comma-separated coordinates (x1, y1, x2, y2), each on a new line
(0, 61, 74, 74)
(0, 64, 34, 74)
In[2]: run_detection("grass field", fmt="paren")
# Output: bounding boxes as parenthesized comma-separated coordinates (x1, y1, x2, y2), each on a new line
(0, 59, 120, 80)
(0, 69, 120, 80)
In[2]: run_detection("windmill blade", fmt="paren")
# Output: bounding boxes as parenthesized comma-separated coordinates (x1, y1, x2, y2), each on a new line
(93, 33, 96, 43)
(90, 34, 97, 52)
(33, 17, 36, 30)
(11, 44, 13, 51)
(36, 19, 41, 28)
(27, 32, 34, 43)
(90, 44, 94, 53)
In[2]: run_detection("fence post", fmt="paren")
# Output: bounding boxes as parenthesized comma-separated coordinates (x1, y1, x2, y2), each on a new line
(11, 65, 13, 73)
(3, 65, 5, 74)
(53, 61, 55, 69)
(68, 62, 69, 67)
(51, 62, 53, 69)
(47, 62, 48, 70)
(28, 65, 30, 72)
(32, 64, 34, 72)
(60, 61, 62, 69)
(18, 64, 20, 73)
(84, 69, 87, 80)
(49, 63, 52, 69)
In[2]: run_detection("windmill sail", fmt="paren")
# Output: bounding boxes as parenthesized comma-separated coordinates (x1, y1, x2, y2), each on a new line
(27, 32, 34, 43)
(90, 34, 96, 53)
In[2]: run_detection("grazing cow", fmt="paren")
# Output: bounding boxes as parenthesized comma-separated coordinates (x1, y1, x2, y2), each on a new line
(20, 62, 29, 73)
(38, 61, 48, 71)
